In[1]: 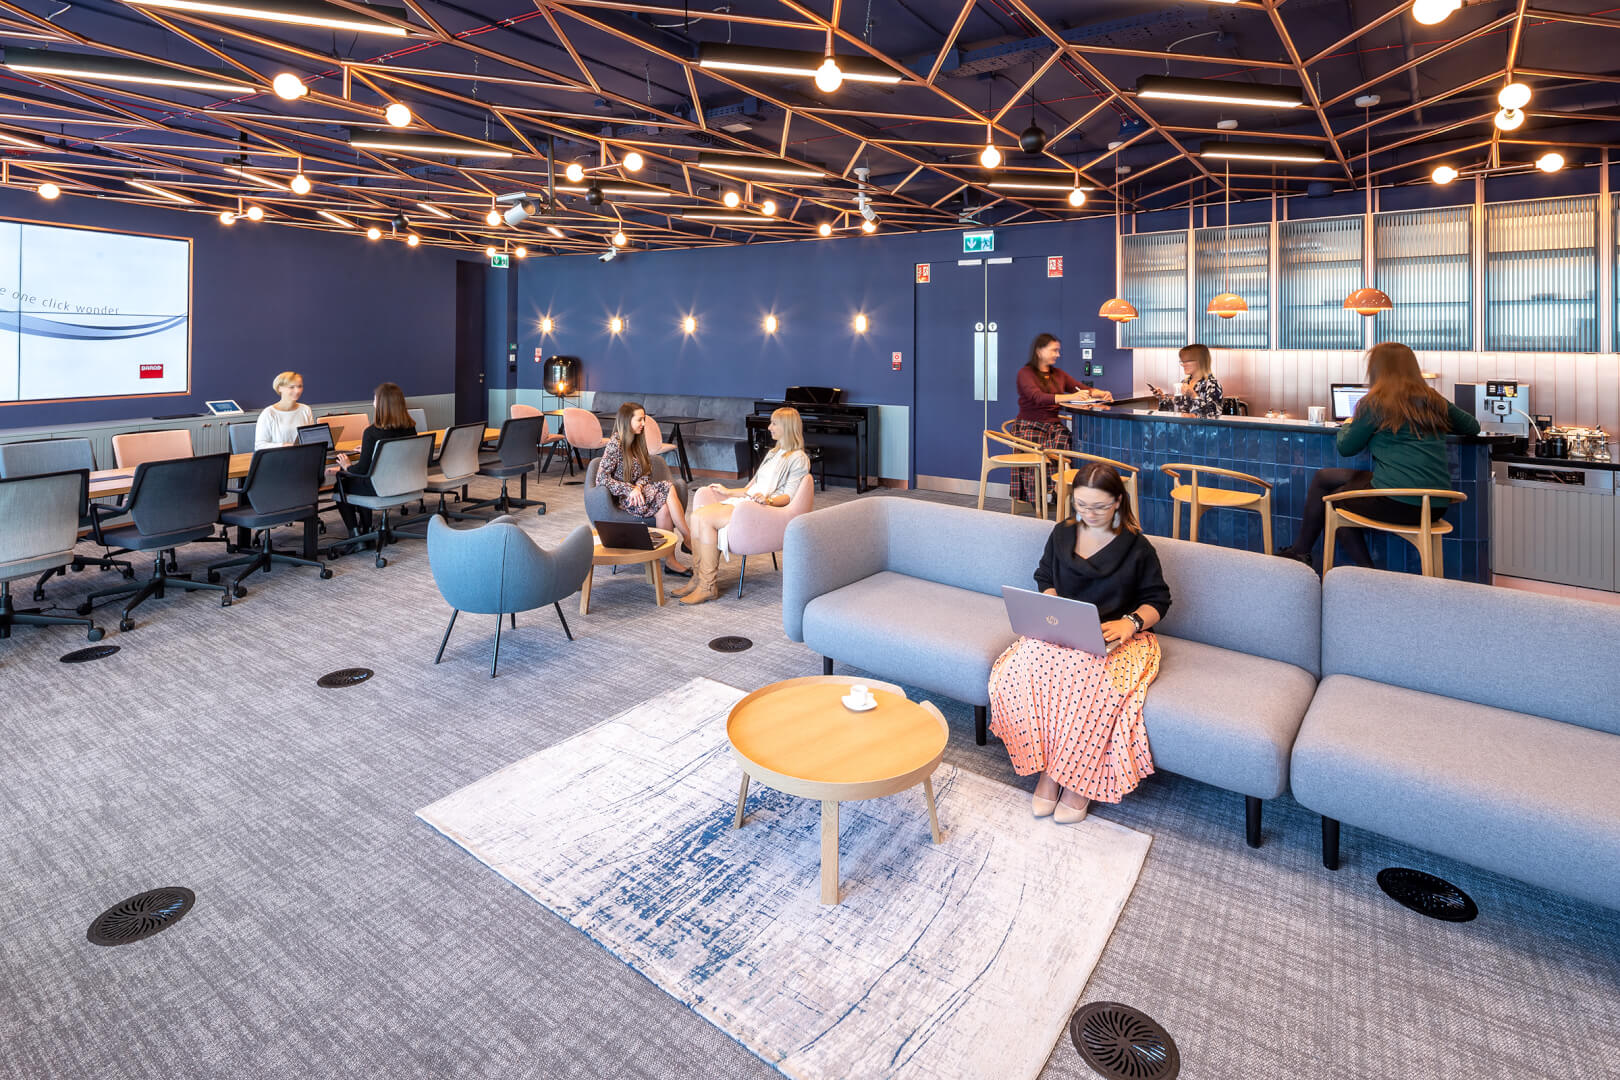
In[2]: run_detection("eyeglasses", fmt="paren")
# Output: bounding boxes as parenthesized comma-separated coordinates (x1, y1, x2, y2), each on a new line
(1074, 501, 1118, 514)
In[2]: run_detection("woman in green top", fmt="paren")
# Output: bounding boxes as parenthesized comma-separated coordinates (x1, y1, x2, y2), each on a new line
(1280, 341, 1480, 568)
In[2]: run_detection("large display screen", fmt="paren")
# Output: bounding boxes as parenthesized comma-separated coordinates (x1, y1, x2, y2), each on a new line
(0, 220, 191, 405)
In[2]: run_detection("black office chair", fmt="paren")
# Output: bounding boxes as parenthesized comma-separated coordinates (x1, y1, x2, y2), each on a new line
(206, 443, 332, 588)
(326, 434, 434, 568)
(0, 437, 134, 597)
(1, 469, 104, 643)
(228, 422, 257, 454)
(393, 423, 491, 540)
(79, 453, 234, 631)
(467, 416, 546, 516)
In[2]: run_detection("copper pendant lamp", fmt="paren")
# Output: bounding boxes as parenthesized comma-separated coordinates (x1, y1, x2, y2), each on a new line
(1205, 162, 1246, 319)
(1344, 105, 1394, 317)
(1100, 189, 1139, 323)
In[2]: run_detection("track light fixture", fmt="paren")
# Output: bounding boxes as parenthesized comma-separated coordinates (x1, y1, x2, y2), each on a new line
(502, 200, 535, 227)
(861, 219, 876, 233)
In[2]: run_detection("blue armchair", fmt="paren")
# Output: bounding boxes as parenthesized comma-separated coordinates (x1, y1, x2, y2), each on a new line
(427, 515, 594, 676)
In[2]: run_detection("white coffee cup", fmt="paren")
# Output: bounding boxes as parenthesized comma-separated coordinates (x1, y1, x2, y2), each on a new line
(850, 683, 870, 703)
(1307, 405, 1326, 424)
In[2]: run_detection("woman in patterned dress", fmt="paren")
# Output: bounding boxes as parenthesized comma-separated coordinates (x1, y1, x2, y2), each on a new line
(1007, 333, 1113, 507)
(988, 462, 1171, 824)
(595, 401, 689, 576)
(1150, 343, 1224, 418)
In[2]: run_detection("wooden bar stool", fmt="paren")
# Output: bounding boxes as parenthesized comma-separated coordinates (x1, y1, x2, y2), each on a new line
(1322, 488, 1466, 577)
(977, 429, 1048, 520)
(1048, 449, 1141, 523)
(1160, 464, 1273, 554)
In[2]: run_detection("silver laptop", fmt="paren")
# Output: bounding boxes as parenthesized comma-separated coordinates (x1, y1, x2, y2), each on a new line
(1001, 585, 1119, 656)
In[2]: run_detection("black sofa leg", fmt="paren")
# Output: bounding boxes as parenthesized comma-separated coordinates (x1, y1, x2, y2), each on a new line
(974, 705, 987, 746)
(822, 656, 833, 676)
(1245, 796, 1262, 848)
(1322, 816, 1340, 870)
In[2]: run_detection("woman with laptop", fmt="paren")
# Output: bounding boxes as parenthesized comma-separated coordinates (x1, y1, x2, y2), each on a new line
(595, 402, 690, 578)
(253, 371, 315, 449)
(988, 463, 1171, 824)
(1277, 341, 1480, 568)
(1006, 333, 1113, 509)
(332, 382, 417, 537)
(674, 407, 810, 606)
(1148, 343, 1224, 418)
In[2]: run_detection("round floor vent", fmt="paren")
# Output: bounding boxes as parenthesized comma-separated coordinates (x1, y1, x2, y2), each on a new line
(1070, 1001, 1180, 1080)
(708, 636, 753, 653)
(87, 887, 195, 946)
(317, 667, 374, 688)
(1377, 868, 1478, 922)
(61, 645, 120, 664)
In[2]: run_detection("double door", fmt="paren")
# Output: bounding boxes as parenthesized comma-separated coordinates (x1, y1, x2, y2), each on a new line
(914, 256, 1062, 483)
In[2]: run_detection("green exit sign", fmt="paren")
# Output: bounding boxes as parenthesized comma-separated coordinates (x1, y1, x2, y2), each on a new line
(490, 253, 510, 268)
(962, 230, 995, 254)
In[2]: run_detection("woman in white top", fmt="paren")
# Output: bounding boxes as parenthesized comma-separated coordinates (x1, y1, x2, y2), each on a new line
(677, 407, 810, 606)
(254, 370, 315, 449)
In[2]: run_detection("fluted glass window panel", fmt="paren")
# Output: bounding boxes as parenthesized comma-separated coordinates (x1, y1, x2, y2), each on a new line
(1614, 194, 1620, 352)
(1195, 223, 1269, 348)
(1483, 195, 1596, 353)
(1120, 231, 1187, 348)
(1374, 205, 1472, 351)
(1279, 216, 1364, 350)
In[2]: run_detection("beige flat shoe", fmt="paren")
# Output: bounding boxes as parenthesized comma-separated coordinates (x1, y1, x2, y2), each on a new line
(1053, 796, 1090, 825)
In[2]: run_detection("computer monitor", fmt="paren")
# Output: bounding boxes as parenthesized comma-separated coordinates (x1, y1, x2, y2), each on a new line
(1330, 383, 1369, 422)
(296, 423, 334, 448)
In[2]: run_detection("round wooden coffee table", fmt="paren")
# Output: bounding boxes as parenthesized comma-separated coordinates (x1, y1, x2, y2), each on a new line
(579, 527, 679, 614)
(727, 676, 948, 905)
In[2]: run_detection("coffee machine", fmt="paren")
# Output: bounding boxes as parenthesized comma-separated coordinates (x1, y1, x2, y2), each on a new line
(1455, 381, 1532, 437)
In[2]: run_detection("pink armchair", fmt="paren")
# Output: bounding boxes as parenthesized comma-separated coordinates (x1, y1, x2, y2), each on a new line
(692, 473, 814, 597)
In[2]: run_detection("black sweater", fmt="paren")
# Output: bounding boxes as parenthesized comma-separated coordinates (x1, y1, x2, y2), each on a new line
(347, 423, 417, 477)
(1032, 523, 1173, 622)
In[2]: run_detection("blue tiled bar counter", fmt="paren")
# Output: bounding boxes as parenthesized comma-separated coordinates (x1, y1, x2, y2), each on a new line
(1066, 407, 1497, 583)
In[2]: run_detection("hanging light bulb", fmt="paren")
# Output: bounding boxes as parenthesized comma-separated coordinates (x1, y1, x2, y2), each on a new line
(366, 225, 382, 240)
(486, 207, 501, 226)
(611, 229, 627, 247)
(37, 182, 60, 200)
(219, 210, 236, 225)
(622, 151, 644, 172)
(979, 126, 1001, 170)
(384, 102, 412, 127)
(1411, 0, 1460, 25)
(1068, 187, 1087, 207)
(272, 72, 307, 100)
(289, 172, 312, 195)
(1537, 151, 1565, 173)
(817, 222, 833, 237)
(406, 232, 420, 247)
(485, 246, 497, 258)
(1432, 164, 1459, 184)
(564, 162, 585, 183)
(760, 199, 777, 216)
(814, 48, 843, 94)
(245, 204, 264, 221)
(514, 246, 528, 258)
(722, 190, 741, 208)
(1495, 107, 1524, 131)
(861, 219, 876, 233)
(1498, 82, 1532, 110)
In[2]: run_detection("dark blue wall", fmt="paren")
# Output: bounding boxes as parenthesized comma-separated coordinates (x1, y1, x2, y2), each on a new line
(0, 188, 459, 428)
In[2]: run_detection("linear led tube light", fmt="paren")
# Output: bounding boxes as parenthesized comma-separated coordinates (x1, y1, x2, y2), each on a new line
(347, 131, 513, 158)
(556, 184, 673, 198)
(987, 173, 1096, 192)
(222, 165, 288, 190)
(316, 209, 355, 227)
(4, 49, 253, 93)
(416, 201, 453, 218)
(120, 0, 410, 36)
(697, 43, 902, 84)
(125, 178, 196, 204)
(0, 130, 49, 150)
(681, 212, 779, 221)
(697, 152, 824, 178)
(1135, 75, 1303, 109)
(1199, 140, 1325, 164)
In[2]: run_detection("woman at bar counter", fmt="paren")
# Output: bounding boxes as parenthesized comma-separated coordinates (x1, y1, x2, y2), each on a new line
(1278, 341, 1480, 568)
(988, 463, 1170, 825)
(1149, 343, 1224, 418)
(1008, 333, 1113, 508)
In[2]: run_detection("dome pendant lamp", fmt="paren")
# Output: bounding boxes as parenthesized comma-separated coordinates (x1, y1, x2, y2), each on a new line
(1100, 194, 1138, 323)
(1344, 106, 1394, 318)
(1018, 62, 1046, 154)
(1206, 163, 1247, 319)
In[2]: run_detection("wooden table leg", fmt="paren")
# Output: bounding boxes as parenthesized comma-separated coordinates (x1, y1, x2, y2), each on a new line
(820, 800, 839, 905)
(923, 776, 942, 843)
(734, 773, 750, 828)
(651, 558, 666, 605)
(579, 565, 593, 615)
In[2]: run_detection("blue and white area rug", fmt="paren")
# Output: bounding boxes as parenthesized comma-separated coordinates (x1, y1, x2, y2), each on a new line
(418, 677, 1151, 1080)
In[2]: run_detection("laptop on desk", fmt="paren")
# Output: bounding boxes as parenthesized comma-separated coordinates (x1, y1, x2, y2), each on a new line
(593, 520, 657, 550)
(1002, 585, 1121, 656)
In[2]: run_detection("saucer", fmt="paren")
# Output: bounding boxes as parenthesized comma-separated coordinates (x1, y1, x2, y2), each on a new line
(841, 694, 877, 712)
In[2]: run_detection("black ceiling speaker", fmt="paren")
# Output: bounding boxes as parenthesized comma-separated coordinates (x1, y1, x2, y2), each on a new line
(545, 355, 581, 396)
(1019, 123, 1047, 154)
(586, 183, 604, 206)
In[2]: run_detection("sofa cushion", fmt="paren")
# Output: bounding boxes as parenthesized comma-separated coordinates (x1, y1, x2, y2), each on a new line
(1290, 674, 1620, 910)
(876, 498, 1053, 596)
(1323, 567, 1620, 736)
(1144, 636, 1317, 800)
(1153, 537, 1321, 677)
(802, 571, 1013, 706)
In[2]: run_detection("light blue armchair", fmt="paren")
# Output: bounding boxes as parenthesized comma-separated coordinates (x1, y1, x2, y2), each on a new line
(427, 515, 594, 676)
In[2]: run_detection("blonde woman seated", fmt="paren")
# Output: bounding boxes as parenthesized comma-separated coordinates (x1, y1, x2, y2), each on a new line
(675, 407, 810, 606)
(988, 463, 1171, 824)
(595, 402, 690, 577)
(254, 370, 315, 449)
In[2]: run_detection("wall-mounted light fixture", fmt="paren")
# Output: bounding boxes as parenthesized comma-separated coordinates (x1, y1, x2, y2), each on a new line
(853, 313, 868, 333)
(763, 314, 778, 333)
(682, 315, 696, 334)
(609, 315, 624, 334)
(540, 316, 554, 334)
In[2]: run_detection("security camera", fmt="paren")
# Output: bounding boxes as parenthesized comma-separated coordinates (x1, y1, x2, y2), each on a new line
(598, 249, 617, 262)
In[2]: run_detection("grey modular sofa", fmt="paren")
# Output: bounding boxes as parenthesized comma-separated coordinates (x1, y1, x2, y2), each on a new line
(1291, 567, 1620, 910)
(782, 496, 1323, 845)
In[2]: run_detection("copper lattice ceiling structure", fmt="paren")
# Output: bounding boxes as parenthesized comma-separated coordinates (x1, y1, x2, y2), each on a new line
(2, 0, 1619, 255)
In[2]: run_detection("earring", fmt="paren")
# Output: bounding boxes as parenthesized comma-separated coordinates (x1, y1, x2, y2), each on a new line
(1112, 510, 1121, 529)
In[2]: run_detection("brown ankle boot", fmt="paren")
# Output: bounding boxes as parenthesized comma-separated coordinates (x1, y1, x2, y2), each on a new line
(679, 541, 719, 605)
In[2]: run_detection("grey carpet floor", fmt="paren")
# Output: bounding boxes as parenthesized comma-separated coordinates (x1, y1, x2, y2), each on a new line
(1, 476, 1616, 1080)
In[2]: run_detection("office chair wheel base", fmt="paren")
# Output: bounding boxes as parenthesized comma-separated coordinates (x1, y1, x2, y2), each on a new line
(326, 550, 340, 561)
(76, 602, 93, 616)
(232, 585, 247, 599)
(32, 587, 45, 601)
(120, 567, 135, 579)
(71, 563, 85, 573)
(375, 556, 388, 568)
(220, 596, 232, 608)
(206, 570, 220, 583)
(87, 626, 105, 642)
(319, 568, 334, 580)
(118, 618, 134, 632)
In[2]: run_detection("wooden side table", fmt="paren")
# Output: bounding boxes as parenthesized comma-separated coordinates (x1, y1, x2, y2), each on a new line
(726, 676, 948, 904)
(579, 528, 678, 613)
